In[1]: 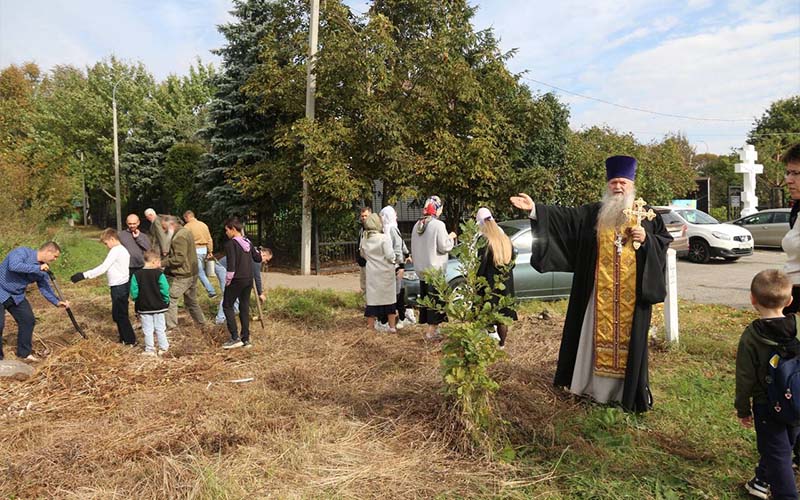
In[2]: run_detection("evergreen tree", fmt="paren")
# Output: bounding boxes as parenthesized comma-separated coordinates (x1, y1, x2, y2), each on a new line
(199, 0, 284, 222)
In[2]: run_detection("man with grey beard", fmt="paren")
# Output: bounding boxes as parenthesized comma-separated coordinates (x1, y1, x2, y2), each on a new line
(511, 156, 672, 413)
(161, 215, 206, 331)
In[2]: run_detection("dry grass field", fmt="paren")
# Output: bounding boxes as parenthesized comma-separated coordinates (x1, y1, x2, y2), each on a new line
(0, 230, 771, 498)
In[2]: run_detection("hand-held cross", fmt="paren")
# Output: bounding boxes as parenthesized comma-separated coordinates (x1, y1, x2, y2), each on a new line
(623, 198, 656, 250)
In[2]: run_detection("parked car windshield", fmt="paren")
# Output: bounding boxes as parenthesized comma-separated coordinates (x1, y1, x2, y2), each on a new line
(657, 210, 683, 225)
(498, 224, 522, 237)
(675, 209, 719, 225)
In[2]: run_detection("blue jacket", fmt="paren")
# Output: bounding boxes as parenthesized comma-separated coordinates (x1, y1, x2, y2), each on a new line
(0, 247, 59, 306)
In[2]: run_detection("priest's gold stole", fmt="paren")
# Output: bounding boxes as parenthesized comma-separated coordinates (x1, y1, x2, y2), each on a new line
(593, 225, 637, 378)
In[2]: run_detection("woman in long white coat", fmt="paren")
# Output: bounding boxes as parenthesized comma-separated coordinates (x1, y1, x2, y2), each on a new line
(359, 213, 398, 332)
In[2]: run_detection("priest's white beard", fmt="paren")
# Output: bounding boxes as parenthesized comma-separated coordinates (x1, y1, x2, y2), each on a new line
(597, 188, 636, 232)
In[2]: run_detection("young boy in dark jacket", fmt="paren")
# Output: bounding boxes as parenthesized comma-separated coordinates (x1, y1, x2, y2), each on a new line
(130, 250, 170, 355)
(735, 269, 800, 500)
(221, 217, 262, 350)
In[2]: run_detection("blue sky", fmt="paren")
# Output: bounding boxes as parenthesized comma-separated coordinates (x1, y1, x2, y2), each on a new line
(1, 0, 798, 154)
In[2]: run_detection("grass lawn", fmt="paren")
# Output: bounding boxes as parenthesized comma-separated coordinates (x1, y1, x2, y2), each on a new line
(0, 230, 771, 498)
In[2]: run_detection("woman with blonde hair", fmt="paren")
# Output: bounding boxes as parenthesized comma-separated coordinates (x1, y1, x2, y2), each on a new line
(475, 207, 517, 347)
(359, 213, 398, 332)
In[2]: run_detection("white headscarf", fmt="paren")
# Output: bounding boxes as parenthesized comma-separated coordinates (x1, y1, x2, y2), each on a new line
(380, 206, 398, 236)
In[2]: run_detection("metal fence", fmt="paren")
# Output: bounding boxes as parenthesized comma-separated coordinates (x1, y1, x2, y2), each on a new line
(242, 207, 419, 274)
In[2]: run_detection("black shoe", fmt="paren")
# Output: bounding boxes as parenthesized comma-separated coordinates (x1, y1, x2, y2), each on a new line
(222, 339, 243, 349)
(242, 340, 252, 349)
(745, 477, 769, 499)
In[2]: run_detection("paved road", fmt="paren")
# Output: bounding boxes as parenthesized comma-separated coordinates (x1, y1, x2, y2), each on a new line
(676, 249, 786, 309)
(264, 249, 788, 309)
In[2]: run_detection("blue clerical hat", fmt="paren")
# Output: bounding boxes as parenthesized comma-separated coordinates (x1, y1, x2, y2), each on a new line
(605, 155, 637, 181)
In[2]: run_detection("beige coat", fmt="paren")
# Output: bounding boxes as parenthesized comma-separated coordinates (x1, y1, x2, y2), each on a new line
(360, 232, 396, 307)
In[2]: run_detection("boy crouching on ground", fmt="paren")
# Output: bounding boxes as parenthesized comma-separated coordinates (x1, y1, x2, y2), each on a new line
(735, 269, 800, 499)
(71, 228, 136, 345)
(131, 250, 170, 356)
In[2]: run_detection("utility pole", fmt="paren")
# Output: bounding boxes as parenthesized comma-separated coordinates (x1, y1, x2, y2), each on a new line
(112, 79, 123, 231)
(301, 0, 320, 275)
(77, 150, 88, 226)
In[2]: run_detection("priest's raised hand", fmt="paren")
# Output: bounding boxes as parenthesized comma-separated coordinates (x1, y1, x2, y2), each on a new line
(510, 193, 534, 212)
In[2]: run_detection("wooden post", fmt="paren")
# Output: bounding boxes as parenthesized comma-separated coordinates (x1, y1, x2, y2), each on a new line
(664, 248, 679, 344)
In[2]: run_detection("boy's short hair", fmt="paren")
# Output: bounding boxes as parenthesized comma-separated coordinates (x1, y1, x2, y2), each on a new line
(782, 144, 800, 165)
(143, 249, 161, 263)
(751, 269, 793, 309)
(360, 206, 372, 214)
(99, 228, 119, 243)
(224, 217, 243, 232)
(261, 247, 273, 258)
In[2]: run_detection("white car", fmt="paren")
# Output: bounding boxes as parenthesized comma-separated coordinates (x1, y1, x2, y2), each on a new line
(670, 207, 754, 263)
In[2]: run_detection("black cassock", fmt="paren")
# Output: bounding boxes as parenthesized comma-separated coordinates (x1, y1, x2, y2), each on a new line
(530, 202, 672, 412)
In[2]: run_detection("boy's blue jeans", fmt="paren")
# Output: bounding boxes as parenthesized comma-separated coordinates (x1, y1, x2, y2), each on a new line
(196, 248, 216, 296)
(214, 262, 238, 323)
(140, 313, 168, 352)
(754, 404, 800, 499)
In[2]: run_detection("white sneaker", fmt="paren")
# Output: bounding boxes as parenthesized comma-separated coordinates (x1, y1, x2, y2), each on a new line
(405, 309, 417, 324)
(395, 320, 405, 330)
(141, 350, 157, 357)
(374, 322, 390, 333)
(487, 326, 501, 342)
(424, 328, 442, 341)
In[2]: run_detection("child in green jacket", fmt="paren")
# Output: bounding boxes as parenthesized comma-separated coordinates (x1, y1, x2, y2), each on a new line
(130, 250, 170, 356)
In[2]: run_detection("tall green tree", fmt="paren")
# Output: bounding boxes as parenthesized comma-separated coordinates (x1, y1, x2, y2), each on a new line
(748, 96, 800, 207)
(124, 60, 216, 213)
(200, 0, 282, 222)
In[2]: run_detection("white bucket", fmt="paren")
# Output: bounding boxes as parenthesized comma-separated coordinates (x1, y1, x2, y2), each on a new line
(205, 259, 216, 277)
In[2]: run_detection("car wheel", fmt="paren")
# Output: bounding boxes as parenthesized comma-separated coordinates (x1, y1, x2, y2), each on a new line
(688, 238, 711, 264)
(723, 256, 740, 262)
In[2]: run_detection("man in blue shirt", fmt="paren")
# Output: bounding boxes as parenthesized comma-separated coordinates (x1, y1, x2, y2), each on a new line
(0, 241, 69, 361)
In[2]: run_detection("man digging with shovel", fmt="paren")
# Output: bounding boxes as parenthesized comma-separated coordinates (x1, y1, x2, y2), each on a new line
(0, 242, 70, 362)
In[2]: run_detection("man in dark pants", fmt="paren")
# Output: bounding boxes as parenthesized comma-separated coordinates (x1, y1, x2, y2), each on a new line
(0, 242, 69, 361)
(356, 206, 371, 294)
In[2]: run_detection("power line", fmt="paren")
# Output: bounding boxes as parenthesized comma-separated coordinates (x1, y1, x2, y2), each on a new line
(604, 131, 800, 137)
(521, 76, 755, 123)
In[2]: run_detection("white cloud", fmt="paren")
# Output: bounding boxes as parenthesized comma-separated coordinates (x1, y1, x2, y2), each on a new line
(0, 0, 227, 79)
(687, 0, 714, 10)
(1, 0, 797, 154)
(572, 17, 799, 152)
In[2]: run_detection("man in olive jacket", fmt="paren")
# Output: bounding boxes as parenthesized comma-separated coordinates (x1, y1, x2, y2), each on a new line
(161, 215, 206, 330)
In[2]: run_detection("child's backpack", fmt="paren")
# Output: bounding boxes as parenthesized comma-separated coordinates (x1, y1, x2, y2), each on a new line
(766, 320, 800, 425)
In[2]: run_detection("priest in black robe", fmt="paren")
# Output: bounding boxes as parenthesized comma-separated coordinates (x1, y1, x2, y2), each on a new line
(511, 156, 672, 412)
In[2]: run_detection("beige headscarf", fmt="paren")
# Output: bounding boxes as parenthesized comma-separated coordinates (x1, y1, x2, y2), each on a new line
(363, 213, 383, 237)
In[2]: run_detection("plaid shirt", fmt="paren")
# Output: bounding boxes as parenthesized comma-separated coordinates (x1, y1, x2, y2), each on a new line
(0, 247, 59, 306)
